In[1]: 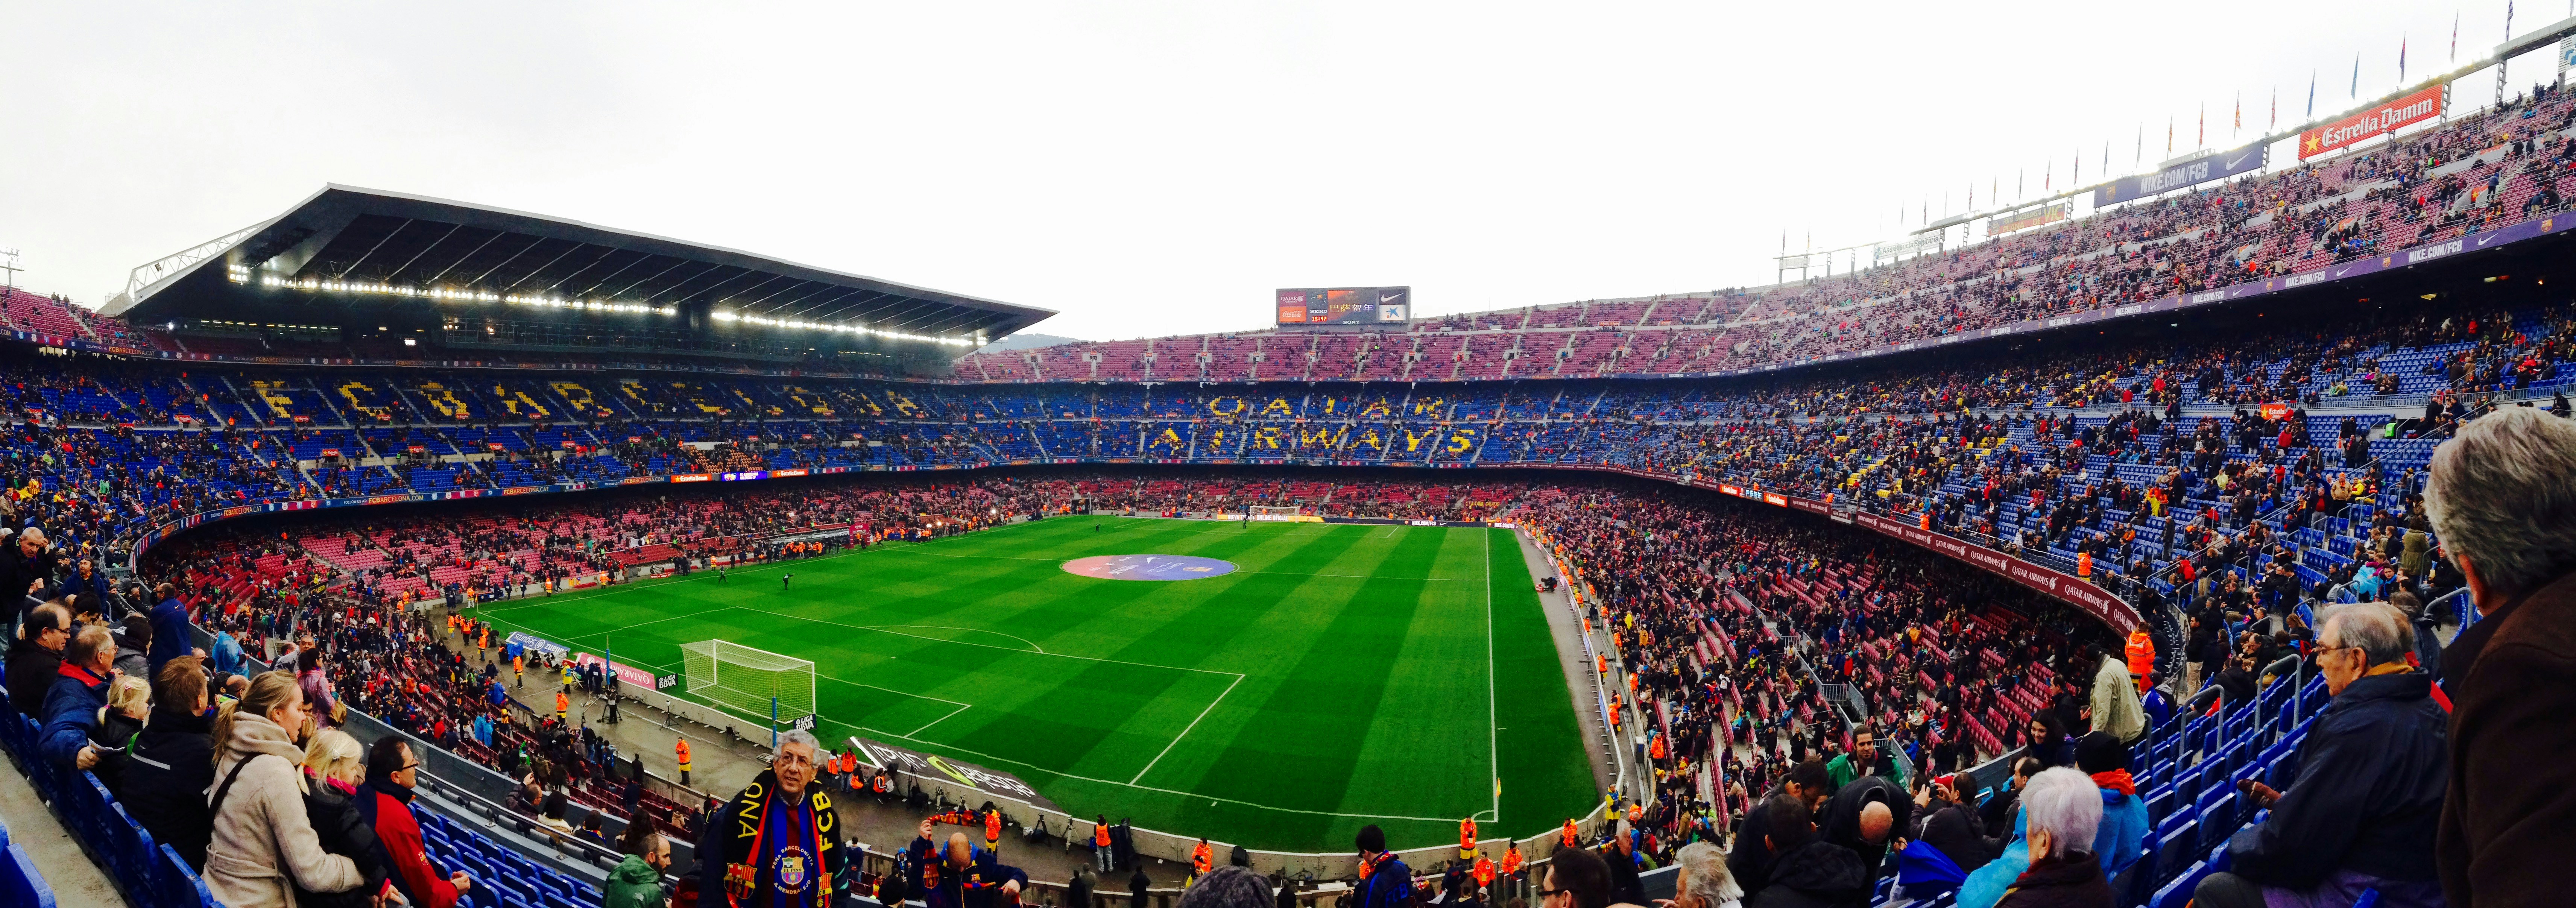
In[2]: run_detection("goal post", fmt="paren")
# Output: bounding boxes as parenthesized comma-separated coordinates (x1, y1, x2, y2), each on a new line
(679, 640, 818, 733)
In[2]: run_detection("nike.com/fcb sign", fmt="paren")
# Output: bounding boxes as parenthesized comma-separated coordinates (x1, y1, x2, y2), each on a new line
(2300, 84, 2445, 159)
(2094, 140, 2267, 206)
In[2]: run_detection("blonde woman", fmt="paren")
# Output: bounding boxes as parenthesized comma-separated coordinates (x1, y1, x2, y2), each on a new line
(205, 671, 375, 908)
(298, 728, 396, 908)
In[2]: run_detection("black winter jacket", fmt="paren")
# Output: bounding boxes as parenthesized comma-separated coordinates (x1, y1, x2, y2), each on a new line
(123, 703, 216, 868)
(301, 779, 395, 908)
(1744, 842, 1868, 908)
(3, 636, 59, 719)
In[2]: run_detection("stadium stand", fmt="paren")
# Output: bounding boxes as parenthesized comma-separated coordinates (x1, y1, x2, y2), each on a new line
(8, 77, 2576, 908)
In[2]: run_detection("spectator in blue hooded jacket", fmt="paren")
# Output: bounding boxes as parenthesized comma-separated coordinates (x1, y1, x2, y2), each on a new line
(146, 582, 200, 677)
(39, 624, 117, 773)
(1955, 732, 2147, 908)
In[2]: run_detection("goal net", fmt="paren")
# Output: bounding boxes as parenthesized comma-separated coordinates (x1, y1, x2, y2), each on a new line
(679, 639, 818, 727)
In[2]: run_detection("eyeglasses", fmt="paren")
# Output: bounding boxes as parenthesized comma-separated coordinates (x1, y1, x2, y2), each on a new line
(1538, 888, 1572, 899)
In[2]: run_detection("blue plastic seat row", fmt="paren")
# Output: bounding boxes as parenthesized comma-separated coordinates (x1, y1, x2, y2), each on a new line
(0, 688, 217, 908)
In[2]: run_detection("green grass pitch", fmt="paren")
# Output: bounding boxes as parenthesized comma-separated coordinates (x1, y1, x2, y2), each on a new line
(472, 516, 1598, 851)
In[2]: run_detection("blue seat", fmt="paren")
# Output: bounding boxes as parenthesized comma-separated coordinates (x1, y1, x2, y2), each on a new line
(0, 843, 53, 908)
(2151, 860, 2206, 908)
(2200, 791, 2242, 841)
(2145, 788, 2176, 824)
(157, 843, 216, 908)
(2154, 822, 2198, 884)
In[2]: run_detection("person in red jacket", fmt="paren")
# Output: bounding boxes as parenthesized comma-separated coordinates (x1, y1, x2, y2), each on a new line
(358, 736, 473, 908)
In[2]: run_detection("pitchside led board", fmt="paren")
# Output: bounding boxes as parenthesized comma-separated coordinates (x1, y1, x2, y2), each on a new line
(1276, 287, 1410, 328)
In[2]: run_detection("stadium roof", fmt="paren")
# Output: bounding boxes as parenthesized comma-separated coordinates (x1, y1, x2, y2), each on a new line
(103, 184, 1053, 344)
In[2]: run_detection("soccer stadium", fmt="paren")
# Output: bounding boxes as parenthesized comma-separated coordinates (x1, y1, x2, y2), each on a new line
(3, 6, 2574, 908)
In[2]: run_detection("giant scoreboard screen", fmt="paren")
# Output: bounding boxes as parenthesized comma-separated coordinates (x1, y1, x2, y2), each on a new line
(1275, 287, 1409, 327)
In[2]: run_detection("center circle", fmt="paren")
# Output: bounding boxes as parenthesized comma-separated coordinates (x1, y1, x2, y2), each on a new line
(1061, 554, 1239, 581)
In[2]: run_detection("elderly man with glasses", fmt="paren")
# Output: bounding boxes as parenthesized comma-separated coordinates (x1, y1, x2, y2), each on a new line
(2192, 601, 2447, 908)
(700, 729, 845, 907)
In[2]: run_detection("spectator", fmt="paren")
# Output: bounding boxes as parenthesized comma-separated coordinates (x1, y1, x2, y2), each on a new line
(1602, 820, 1645, 906)
(1977, 758, 2043, 842)
(696, 729, 844, 907)
(1740, 795, 1867, 908)
(205, 671, 370, 908)
(2194, 602, 2446, 908)
(92, 673, 149, 792)
(1180, 865, 1272, 908)
(2086, 644, 2143, 744)
(1671, 841, 1744, 908)
(1730, 758, 1831, 895)
(2429, 405, 2576, 908)
(1956, 735, 2145, 908)
(2023, 715, 2073, 768)
(5, 603, 68, 717)
(0, 527, 58, 631)
(1826, 726, 1904, 791)
(1821, 774, 1910, 897)
(147, 582, 198, 677)
(1988, 768, 2114, 908)
(211, 625, 244, 679)
(299, 727, 396, 908)
(113, 613, 150, 679)
(358, 736, 472, 908)
(607, 821, 669, 908)
(1908, 774, 1994, 874)
(1544, 846, 1612, 908)
(297, 645, 340, 727)
(38, 623, 115, 773)
(1352, 825, 1418, 908)
(126, 657, 217, 869)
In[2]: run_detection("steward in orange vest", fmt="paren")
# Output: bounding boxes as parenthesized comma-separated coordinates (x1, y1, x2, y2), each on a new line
(1561, 819, 1580, 849)
(1459, 817, 1478, 860)
(675, 738, 693, 785)
(1189, 839, 1213, 884)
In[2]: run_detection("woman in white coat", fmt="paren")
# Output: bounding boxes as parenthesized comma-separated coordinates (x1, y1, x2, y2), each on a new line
(204, 671, 372, 908)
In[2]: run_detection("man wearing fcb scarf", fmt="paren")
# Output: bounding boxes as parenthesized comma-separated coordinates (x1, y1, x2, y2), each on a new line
(700, 730, 843, 908)
(905, 817, 1028, 908)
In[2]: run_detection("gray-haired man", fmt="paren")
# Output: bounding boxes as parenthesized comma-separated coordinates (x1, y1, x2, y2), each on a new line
(698, 730, 843, 906)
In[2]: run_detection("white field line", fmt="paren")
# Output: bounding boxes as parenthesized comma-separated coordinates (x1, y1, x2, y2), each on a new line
(1485, 527, 1501, 824)
(1129, 671, 1245, 785)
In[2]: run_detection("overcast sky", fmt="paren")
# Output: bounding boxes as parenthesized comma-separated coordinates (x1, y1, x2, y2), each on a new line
(2, 2, 2559, 341)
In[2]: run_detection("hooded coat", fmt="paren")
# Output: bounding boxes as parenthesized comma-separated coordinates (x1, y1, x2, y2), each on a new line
(204, 712, 368, 908)
(605, 854, 666, 908)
